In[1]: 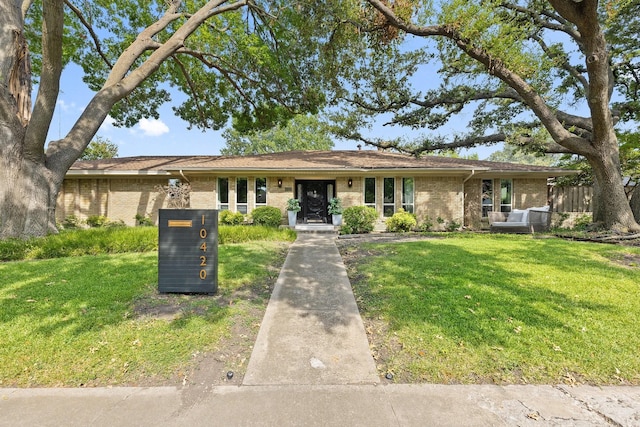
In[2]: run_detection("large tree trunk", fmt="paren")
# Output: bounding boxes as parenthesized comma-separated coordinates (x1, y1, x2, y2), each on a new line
(587, 142, 640, 232)
(0, 146, 59, 239)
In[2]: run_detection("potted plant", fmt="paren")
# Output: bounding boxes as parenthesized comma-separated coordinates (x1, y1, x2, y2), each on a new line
(328, 197, 343, 226)
(286, 198, 301, 226)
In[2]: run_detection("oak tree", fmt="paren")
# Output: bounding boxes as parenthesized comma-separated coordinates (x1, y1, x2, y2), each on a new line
(221, 114, 334, 155)
(337, 0, 639, 231)
(0, 0, 347, 238)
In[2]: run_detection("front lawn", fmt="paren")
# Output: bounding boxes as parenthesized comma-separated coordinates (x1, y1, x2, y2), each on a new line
(0, 227, 292, 387)
(341, 234, 640, 385)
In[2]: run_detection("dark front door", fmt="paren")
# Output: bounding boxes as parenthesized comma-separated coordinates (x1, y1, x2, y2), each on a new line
(296, 180, 335, 223)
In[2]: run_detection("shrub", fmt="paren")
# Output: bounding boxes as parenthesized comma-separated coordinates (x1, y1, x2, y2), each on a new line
(218, 225, 296, 244)
(286, 198, 301, 212)
(86, 215, 109, 228)
(62, 215, 83, 229)
(105, 219, 127, 228)
(446, 219, 462, 232)
(219, 210, 245, 226)
(328, 197, 343, 215)
(341, 206, 377, 234)
(252, 206, 283, 227)
(386, 209, 417, 232)
(418, 216, 434, 232)
(574, 214, 593, 231)
(135, 213, 154, 227)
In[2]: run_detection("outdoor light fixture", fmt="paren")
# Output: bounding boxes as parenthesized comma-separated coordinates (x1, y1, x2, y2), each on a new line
(277, 178, 282, 188)
(348, 178, 353, 187)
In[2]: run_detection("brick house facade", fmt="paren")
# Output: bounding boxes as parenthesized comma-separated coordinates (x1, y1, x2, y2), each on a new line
(58, 150, 572, 229)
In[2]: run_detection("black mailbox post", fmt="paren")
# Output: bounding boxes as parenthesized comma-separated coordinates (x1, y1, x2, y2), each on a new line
(158, 209, 218, 294)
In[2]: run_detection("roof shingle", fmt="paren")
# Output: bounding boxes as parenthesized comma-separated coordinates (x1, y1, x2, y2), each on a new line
(70, 150, 571, 175)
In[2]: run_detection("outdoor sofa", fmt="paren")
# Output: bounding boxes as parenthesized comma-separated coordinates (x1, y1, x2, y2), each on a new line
(489, 205, 552, 234)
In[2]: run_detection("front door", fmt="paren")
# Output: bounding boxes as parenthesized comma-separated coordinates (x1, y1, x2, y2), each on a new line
(296, 180, 335, 223)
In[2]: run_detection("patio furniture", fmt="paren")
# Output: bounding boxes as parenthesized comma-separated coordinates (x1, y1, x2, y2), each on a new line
(489, 206, 552, 233)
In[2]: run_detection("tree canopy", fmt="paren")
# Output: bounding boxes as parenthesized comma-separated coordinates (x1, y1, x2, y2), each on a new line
(1, 0, 357, 239)
(329, 0, 639, 231)
(487, 145, 559, 166)
(80, 136, 119, 160)
(221, 114, 334, 155)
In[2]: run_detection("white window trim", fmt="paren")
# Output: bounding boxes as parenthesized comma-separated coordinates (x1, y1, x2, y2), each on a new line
(383, 177, 395, 217)
(236, 177, 248, 214)
(364, 177, 376, 210)
(217, 177, 229, 211)
(255, 177, 267, 207)
(402, 177, 414, 213)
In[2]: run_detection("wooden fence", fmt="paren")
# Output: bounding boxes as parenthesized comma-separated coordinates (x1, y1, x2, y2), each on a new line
(549, 186, 593, 213)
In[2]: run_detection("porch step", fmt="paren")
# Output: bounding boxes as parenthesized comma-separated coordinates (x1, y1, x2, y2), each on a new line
(294, 224, 339, 234)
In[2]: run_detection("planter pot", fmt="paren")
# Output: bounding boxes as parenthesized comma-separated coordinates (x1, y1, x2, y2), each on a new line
(288, 210, 298, 226)
(332, 214, 342, 226)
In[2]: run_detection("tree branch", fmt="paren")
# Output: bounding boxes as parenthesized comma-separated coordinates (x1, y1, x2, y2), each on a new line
(46, 0, 250, 179)
(500, 2, 584, 49)
(531, 33, 588, 92)
(366, 0, 592, 156)
(170, 56, 208, 124)
(64, 0, 113, 69)
(24, 0, 64, 161)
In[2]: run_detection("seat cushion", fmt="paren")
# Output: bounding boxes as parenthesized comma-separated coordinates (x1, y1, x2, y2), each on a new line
(507, 210, 524, 222)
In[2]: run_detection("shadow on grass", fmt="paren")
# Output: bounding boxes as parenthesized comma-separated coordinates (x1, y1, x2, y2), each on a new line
(346, 236, 621, 351)
(0, 243, 284, 339)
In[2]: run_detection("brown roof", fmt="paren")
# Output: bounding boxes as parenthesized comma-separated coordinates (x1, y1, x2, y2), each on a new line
(68, 150, 573, 176)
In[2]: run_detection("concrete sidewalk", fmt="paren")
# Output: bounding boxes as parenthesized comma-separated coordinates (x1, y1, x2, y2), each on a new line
(2, 233, 640, 426)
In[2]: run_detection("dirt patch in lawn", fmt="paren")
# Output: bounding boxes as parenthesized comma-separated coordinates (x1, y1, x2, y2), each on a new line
(130, 257, 283, 389)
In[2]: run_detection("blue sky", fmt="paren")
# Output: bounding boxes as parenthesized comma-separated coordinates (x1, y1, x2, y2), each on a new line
(48, 63, 500, 159)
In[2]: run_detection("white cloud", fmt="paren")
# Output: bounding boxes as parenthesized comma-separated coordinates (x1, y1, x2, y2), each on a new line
(99, 115, 116, 132)
(137, 118, 170, 137)
(56, 99, 75, 112)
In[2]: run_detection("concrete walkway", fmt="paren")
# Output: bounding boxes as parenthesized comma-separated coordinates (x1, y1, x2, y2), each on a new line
(2, 233, 640, 426)
(243, 234, 379, 386)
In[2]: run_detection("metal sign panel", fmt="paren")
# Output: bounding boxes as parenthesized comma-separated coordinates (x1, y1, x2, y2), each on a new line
(158, 209, 218, 294)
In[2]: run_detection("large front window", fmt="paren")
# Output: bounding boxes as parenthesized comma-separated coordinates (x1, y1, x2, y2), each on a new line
(255, 177, 267, 206)
(402, 178, 414, 213)
(500, 179, 513, 212)
(364, 177, 376, 210)
(218, 177, 229, 210)
(383, 177, 395, 217)
(236, 177, 248, 214)
(482, 179, 493, 217)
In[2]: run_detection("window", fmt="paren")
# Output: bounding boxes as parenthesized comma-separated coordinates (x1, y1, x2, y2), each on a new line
(500, 179, 512, 212)
(482, 179, 493, 217)
(255, 178, 267, 206)
(402, 178, 414, 213)
(364, 177, 376, 209)
(383, 177, 395, 217)
(236, 177, 248, 214)
(218, 177, 229, 211)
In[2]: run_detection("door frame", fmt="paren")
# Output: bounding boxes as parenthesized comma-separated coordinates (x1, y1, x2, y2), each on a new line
(294, 179, 336, 224)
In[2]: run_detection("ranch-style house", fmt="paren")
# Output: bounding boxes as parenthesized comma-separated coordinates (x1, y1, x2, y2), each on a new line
(57, 150, 576, 229)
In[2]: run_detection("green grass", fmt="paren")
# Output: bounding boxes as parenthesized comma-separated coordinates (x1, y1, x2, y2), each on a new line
(0, 225, 296, 261)
(0, 226, 292, 387)
(346, 234, 640, 385)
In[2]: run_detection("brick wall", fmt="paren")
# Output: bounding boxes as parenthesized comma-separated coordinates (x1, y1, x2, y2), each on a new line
(56, 174, 550, 229)
(463, 178, 550, 230)
(414, 176, 464, 229)
(464, 178, 482, 230)
(513, 179, 548, 209)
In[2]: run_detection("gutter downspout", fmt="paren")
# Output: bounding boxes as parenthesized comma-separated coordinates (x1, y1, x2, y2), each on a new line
(463, 169, 476, 183)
